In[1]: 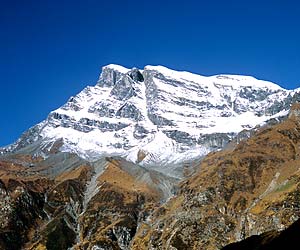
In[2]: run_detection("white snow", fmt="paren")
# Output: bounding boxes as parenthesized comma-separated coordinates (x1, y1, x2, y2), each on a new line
(145, 65, 283, 90)
(103, 64, 130, 74)
(211, 74, 283, 89)
(29, 64, 295, 175)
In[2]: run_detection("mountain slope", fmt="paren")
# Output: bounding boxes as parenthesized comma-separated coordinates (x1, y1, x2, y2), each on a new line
(0, 156, 169, 250)
(131, 103, 300, 249)
(2, 105, 300, 249)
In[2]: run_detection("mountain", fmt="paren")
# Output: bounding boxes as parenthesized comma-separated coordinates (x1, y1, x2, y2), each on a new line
(1, 65, 300, 250)
(2, 64, 299, 178)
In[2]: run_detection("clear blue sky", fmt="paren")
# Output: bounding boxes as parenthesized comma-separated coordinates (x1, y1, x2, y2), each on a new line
(0, 0, 300, 146)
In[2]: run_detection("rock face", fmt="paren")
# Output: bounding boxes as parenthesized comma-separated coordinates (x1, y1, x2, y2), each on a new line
(2, 64, 299, 177)
(131, 104, 300, 249)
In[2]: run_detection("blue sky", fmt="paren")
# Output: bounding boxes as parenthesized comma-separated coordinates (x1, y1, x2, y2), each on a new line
(0, 0, 300, 146)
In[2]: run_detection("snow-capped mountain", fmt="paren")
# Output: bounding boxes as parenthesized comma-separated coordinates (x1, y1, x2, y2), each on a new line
(2, 64, 299, 174)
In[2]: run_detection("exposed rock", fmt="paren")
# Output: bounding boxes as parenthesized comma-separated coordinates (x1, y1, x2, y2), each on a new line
(288, 102, 300, 119)
(129, 68, 144, 82)
(132, 113, 300, 249)
(0, 153, 170, 250)
(222, 219, 300, 250)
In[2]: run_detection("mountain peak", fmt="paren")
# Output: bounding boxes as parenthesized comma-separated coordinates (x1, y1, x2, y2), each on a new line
(103, 64, 130, 74)
(1, 64, 296, 171)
